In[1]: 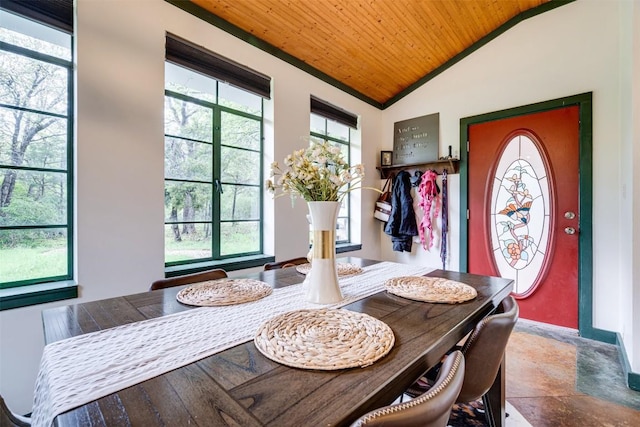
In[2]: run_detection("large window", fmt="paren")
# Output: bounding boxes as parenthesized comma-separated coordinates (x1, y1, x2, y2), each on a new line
(310, 97, 358, 244)
(164, 36, 269, 267)
(0, 5, 73, 289)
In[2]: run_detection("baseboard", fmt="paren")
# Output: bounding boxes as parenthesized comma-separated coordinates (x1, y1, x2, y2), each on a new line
(616, 333, 640, 392)
(581, 326, 617, 344)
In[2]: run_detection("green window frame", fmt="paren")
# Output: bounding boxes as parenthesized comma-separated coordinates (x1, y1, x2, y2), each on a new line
(0, 6, 74, 291)
(310, 97, 358, 244)
(164, 36, 270, 269)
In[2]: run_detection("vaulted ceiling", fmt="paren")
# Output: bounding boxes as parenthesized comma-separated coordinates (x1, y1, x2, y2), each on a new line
(169, 0, 566, 109)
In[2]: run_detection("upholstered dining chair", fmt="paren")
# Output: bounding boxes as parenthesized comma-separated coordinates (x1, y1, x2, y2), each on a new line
(406, 295, 519, 424)
(349, 350, 465, 427)
(149, 268, 228, 291)
(1, 395, 30, 427)
(263, 257, 308, 271)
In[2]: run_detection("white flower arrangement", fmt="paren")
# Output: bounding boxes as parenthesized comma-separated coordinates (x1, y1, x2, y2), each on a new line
(266, 139, 374, 202)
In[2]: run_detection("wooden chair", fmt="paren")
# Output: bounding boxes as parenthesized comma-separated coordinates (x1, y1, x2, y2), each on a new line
(406, 296, 519, 424)
(349, 351, 465, 427)
(149, 268, 228, 291)
(1, 395, 30, 427)
(263, 257, 308, 271)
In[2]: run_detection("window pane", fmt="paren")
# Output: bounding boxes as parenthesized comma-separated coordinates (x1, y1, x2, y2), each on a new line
(0, 108, 68, 168)
(220, 221, 259, 256)
(310, 113, 325, 135)
(164, 182, 212, 222)
(309, 134, 324, 145)
(219, 82, 262, 115)
(164, 97, 213, 142)
(0, 168, 66, 226)
(327, 120, 349, 142)
(0, 50, 69, 115)
(221, 185, 260, 221)
(339, 199, 348, 217)
(164, 224, 212, 263)
(221, 146, 260, 185)
(0, 228, 67, 284)
(165, 62, 216, 103)
(164, 137, 212, 181)
(337, 217, 349, 242)
(221, 112, 261, 151)
(0, 11, 71, 61)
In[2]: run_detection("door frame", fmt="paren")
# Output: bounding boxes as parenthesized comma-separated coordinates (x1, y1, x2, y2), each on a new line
(459, 92, 605, 341)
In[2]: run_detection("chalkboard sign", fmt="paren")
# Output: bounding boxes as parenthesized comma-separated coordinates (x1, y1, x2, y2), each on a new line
(393, 113, 439, 165)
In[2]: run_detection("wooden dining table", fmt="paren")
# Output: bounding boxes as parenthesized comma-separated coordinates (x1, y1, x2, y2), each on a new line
(41, 257, 513, 427)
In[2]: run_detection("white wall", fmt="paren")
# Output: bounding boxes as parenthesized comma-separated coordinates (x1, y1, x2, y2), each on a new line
(627, 0, 640, 375)
(381, 0, 638, 372)
(1, 0, 637, 414)
(0, 0, 383, 413)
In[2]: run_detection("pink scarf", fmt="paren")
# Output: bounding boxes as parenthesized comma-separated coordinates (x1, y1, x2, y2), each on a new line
(418, 170, 440, 249)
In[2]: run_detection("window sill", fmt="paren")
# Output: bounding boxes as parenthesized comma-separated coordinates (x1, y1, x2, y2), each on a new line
(165, 254, 276, 277)
(0, 281, 78, 311)
(336, 243, 362, 254)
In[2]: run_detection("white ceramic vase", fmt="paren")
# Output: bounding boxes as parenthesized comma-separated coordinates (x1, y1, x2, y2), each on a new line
(305, 201, 343, 304)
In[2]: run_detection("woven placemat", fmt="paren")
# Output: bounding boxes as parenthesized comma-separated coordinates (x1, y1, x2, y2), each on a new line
(176, 278, 272, 306)
(295, 262, 363, 276)
(254, 308, 395, 370)
(384, 276, 477, 304)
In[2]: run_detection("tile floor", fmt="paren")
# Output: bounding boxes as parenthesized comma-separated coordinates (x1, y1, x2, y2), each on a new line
(506, 319, 640, 426)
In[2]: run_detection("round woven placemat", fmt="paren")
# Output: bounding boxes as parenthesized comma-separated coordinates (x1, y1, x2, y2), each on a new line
(384, 276, 477, 304)
(176, 278, 272, 306)
(254, 308, 395, 370)
(295, 262, 363, 276)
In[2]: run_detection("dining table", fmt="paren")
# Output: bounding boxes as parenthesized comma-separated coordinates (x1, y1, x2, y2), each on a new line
(38, 257, 513, 427)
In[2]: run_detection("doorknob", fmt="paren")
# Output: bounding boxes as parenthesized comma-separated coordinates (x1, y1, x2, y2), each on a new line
(564, 211, 576, 219)
(564, 227, 576, 235)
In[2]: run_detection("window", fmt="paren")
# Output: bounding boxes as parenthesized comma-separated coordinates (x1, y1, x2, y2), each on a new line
(0, 3, 73, 290)
(310, 97, 358, 244)
(164, 35, 270, 267)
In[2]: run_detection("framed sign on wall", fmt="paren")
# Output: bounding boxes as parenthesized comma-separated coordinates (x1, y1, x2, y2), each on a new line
(393, 113, 439, 165)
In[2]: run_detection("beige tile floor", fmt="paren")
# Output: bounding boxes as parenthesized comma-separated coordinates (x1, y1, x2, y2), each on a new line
(506, 320, 640, 427)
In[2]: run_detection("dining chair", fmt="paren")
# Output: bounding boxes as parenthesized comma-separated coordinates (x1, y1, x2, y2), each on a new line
(406, 295, 519, 424)
(263, 257, 308, 271)
(1, 395, 30, 427)
(149, 268, 228, 291)
(349, 350, 465, 427)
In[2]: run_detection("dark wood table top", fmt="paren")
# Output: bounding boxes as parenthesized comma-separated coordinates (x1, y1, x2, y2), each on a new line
(42, 257, 513, 427)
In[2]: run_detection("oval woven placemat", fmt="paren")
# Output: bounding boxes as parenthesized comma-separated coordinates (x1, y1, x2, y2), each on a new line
(176, 278, 272, 306)
(385, 276, 477, 304)
(254, 308, 395, 370)
(295, 262, 363, 276)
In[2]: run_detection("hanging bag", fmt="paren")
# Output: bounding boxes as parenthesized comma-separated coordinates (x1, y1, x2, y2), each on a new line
(374, 176, 393, 222)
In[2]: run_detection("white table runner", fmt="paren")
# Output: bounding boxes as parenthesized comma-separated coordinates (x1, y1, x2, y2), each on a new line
(31, 261, 433, 427)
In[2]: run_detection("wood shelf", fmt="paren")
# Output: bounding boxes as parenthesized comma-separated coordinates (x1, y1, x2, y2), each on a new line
(376, 159, 459, 179)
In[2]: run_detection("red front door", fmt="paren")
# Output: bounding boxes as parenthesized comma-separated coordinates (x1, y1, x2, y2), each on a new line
(467, 106, 580, 329)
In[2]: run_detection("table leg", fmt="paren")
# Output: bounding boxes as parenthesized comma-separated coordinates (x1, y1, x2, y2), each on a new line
(483, 354, 505, 427)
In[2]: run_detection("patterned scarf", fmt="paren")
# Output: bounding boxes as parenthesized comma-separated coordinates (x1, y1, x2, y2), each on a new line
(418, 170, 440, 249)
(441, 170, 448, 268)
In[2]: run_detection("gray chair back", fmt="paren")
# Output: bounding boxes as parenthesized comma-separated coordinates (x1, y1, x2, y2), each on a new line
(456, 295, 519, 403)
(263, 257, 308, 270)
(350, 350, 465, 427)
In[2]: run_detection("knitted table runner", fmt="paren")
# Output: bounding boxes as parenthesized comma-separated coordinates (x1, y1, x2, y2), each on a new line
(31, 262, 433, 427)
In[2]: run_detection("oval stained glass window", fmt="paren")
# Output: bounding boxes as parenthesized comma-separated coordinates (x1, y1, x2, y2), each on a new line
(490, 133, 551, 296)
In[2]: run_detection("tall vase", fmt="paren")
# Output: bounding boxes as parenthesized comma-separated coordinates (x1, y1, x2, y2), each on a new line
(305, 201, 343, 304)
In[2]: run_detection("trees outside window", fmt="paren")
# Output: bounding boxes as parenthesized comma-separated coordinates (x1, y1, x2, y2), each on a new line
(164, 62, 264, 265)
(0, 10, 73, 288)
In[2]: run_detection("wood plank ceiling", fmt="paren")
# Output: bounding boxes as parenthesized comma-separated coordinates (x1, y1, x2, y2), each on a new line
(185, 0, 555, 108)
